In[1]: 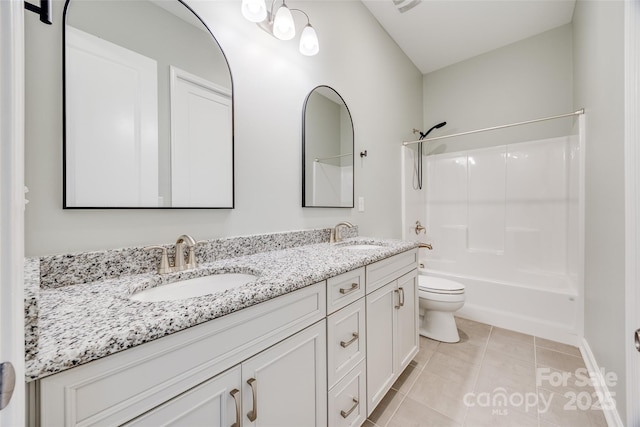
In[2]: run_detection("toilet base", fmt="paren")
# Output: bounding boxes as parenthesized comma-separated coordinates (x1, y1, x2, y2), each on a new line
(420, 310, 460, 343)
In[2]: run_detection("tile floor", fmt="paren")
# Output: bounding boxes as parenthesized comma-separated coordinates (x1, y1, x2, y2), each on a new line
(364, 317, 609, 427)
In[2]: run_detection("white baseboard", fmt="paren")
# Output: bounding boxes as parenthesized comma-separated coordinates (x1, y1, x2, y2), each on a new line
(457, 303, 580, 346)
(580, 338, 624, 427)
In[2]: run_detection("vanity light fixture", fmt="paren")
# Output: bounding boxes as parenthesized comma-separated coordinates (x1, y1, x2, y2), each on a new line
(241, 0, 319, 56)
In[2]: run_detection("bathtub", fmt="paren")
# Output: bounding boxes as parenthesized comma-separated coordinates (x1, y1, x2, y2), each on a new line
(419, 268, 581, 346)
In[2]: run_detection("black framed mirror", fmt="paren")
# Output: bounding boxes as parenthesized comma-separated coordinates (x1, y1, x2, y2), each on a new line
(63, 0, 234, 208)
(302, 85, 354, 208)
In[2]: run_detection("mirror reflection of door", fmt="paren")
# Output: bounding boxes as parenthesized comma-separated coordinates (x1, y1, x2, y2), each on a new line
(302, 86, 354, 208)
(170, 67, 232, 207)
(63, 0, 233, 208)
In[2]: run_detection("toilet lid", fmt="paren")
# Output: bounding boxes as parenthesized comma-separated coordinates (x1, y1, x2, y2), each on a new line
(418, 276, 465, 294)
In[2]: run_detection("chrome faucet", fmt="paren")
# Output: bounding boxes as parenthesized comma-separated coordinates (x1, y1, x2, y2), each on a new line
(174, 234, 198, 271)
(330, 222, 354, 243)
(145, 234, 201, 274)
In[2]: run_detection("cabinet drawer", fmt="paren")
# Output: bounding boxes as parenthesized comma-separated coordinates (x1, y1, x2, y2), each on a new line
(327, 267, 365, 314)
(328, 359, 367, 427)
(327, 298, 366, 388)
(366, 249, 417, 294)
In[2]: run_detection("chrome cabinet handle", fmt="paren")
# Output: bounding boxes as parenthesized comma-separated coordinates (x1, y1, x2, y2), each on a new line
(399, 287, 405, 307)
(635, 329, 640, 352)
(394, 289, 401, 309)
(339, 283, 359, 295)
(340, 397, 359, 418)
(247, 378, 257, 422)
(230, 389, 241, 427)
(340, 332, 359, 348)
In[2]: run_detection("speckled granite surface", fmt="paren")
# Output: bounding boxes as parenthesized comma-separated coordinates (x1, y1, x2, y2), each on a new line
(38, 228, 356, 289)
(25, 233, 416, 382)
(24, 258, 39, 362)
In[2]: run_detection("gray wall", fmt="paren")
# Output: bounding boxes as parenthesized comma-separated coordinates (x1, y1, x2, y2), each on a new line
(412, 24, 574, 251)
(573, 0, 627, 419)
(422, 24, 574, 155)
(24, 0, 423, 255)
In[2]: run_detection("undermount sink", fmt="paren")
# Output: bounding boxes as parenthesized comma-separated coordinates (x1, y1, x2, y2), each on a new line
(131, 273, 258, 302)
(341, 244, 384, 250)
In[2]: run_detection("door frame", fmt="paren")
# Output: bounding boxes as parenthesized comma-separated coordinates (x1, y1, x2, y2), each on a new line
(625, 0, 640, 425)
(0, 0, 25, 424)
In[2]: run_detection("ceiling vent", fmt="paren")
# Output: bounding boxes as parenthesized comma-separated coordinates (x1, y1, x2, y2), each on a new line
(392, 0, 421, 14)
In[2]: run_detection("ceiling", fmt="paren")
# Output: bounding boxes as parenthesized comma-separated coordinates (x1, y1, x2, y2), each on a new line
(361, 0, 576, 74)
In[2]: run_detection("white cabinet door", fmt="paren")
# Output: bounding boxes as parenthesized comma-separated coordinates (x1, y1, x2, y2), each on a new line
(365, 281, 396, 413)
(395, 271, 419, 373)
(365, 269, 419, 416)
(242, 321, 327, 427)
(124, 366, 242, 427)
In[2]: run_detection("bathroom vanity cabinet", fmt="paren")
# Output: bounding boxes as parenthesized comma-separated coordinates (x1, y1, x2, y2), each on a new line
(34, 283, 327, 427)
(28, 248, 419, 427)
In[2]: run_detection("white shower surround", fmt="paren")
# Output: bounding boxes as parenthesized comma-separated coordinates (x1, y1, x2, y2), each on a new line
(404, 132, 583, 345)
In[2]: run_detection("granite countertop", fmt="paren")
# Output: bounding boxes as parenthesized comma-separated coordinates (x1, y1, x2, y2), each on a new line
(26, 237, 418, 381)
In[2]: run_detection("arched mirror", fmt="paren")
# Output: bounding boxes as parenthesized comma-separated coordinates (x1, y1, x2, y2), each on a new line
(302, 86, 354, 208)
(63, 0, 233, 208)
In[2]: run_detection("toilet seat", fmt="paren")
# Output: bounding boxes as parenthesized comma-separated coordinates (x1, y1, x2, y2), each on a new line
(418, 276, 465, 295)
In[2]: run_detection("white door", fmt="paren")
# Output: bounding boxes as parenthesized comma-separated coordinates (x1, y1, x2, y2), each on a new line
(242, 321, 327, 427)
(0, 0, 25, 424)
(170, 66, 232, 207)
(625, 1, 640, 425)
(65, 26, 159, 207)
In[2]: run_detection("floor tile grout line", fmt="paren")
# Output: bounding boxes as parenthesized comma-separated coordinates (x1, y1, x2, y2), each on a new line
(380, 349, 431, 427)
(460, 325, 493, 427)
(535, 344, 583, 359)
(379, 388, 408, 427)
(534, 336, 542, 427)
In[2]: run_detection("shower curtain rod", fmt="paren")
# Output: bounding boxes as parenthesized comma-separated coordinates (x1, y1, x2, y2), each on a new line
(402, 108, 584, 146)
(314, 152, 353, 162)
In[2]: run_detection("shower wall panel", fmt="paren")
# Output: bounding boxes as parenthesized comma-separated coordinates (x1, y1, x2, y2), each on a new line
(424, 136, 578, 289)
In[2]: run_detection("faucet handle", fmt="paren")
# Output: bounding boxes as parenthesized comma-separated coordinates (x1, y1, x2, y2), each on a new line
(144, 245, 172, 274)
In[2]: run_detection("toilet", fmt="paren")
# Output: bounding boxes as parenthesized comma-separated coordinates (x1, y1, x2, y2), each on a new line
(418, 273, 466, 343)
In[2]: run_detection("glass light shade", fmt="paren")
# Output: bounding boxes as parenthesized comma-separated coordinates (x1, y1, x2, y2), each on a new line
(299, 24, 319, 56)
(241, 0, 267, 23)
(273, 5, 295, 40)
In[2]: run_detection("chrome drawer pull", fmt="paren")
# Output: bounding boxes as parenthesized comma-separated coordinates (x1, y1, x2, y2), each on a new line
(340, 397, 359, 418)
(247, 378, 257, 422)
(230, 389, 241, 427)
(340, 332, 359, 348)
(339, 283, 359, 295)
